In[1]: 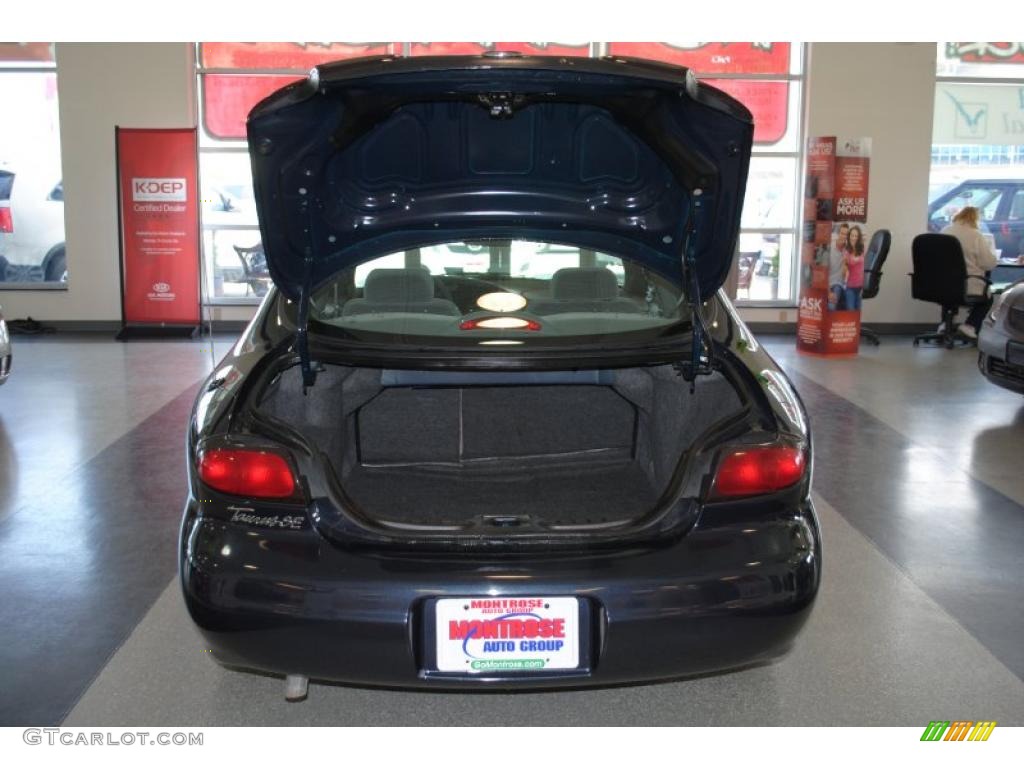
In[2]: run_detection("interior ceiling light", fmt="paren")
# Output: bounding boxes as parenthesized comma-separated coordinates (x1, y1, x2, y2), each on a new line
(475, 292, 528, 313)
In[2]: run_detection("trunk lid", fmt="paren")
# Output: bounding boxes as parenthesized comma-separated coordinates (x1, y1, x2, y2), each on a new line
(246, 53, 753, 302)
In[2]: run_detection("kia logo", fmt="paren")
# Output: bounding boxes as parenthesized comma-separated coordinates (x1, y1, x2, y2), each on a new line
(153, 282, 171, 293)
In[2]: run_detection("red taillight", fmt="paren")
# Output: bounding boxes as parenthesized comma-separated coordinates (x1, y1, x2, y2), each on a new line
(710, 444, 806, 499)
(0, 207, 12, 233)
(198, 448, 297, 499)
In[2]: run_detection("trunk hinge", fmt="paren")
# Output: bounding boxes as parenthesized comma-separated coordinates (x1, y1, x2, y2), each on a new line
(675, 193, 716, 390)
(297, 202, 322, 393)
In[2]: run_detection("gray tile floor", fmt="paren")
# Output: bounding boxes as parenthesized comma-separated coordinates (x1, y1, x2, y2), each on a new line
(63, 496, 1024, 726)
(1, 333, 1022, 725)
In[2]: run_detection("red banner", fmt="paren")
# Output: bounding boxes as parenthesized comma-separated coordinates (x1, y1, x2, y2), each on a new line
(408, 42, 592, 57)
(201, 74, 301, 140)
(199, 42, 397, 69)
(796, 136, 870, 356)
(834, 139, 871, 222)
(605, 42, 791, 74)
(116, 128, 201, 327)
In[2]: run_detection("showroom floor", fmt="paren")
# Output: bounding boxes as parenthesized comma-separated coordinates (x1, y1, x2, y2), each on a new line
(1, 333, 1023, 725)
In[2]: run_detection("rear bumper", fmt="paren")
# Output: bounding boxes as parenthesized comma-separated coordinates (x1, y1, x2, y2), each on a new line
(180, 499, 821, 689)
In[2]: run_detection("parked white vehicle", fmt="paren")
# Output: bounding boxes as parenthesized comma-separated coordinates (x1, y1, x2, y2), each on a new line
(0, 161, 66, 283)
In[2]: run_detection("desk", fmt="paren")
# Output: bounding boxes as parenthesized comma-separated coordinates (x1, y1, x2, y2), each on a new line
(990, 263, 1024, 294)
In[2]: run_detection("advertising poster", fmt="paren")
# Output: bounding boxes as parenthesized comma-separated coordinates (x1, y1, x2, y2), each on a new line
(115, 127, 201, 336)
(797, 136, 871, 355)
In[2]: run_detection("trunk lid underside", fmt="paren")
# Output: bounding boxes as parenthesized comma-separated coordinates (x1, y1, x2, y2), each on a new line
(247, 55, 754, 302)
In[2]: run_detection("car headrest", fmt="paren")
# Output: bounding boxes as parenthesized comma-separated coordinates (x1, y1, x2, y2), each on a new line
(552, 267, 619, 300)
(363, 268, 434, 303)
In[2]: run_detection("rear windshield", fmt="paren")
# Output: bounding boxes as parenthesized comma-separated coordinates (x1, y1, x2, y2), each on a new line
(306, 239, 688, 349)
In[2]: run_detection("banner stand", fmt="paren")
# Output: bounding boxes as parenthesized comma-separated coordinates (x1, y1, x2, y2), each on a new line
(114, 127, 202, 341)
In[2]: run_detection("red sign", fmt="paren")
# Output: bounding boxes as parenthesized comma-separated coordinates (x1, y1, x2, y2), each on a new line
(408, 42, 592, 57)
(797, 136, 867, 356)
(606, 42, 791, 74)
(0, 42, 55, 63)
(201, 74, 301, 140)
(199, 42, 397, 69)
(834, 141, 871, 223)
(116, 128, 201, 327)
(946, 42, 1024, 64)
(704, 79, 789, 144)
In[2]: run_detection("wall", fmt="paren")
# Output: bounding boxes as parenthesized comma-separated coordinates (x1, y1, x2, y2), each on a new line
(0, 43, 196, 323)
(1, 42, 941, 327)
(740, 42, 939, 327)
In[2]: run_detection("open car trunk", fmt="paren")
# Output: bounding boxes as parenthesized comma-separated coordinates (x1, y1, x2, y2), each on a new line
(256, 364, 746, 529)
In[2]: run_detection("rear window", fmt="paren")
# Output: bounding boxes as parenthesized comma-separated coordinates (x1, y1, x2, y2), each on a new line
(307, 239, 687, 348)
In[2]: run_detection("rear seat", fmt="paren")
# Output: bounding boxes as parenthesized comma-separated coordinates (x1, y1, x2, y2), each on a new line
(528, 267, 640, 315)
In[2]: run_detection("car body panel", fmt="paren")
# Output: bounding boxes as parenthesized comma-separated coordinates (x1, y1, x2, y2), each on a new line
(979, 280, 1024, 394)
(0, 304, 10, 384)
(181, 56, 819, 688)
(180, 284, 821, 686)
(247, 55, 754, 302)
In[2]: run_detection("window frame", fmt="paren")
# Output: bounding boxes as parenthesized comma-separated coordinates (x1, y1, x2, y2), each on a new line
(194, 43, 807, 307)
(0, 47, 67, 291)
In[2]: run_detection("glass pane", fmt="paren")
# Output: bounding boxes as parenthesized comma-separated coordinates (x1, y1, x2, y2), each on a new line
(937, 42, 1024, 78)
(202, 228, 268, 299)
(200, 153, 258, 227)
(605, 43, 792, 74)
(308, 240, 686, 348)
(200, 74, 300, 143)
(930, 81, 1024, 259)
(741, 158, 797, 230)
(704, 79, 792, 146)
(736, 233, 795, 302)
(0, 43, 55, 65)
(199, 42, 397, 70)
(0, 71, 66, 286)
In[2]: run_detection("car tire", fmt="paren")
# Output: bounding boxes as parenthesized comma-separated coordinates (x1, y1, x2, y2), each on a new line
(44, 246, 66, 283)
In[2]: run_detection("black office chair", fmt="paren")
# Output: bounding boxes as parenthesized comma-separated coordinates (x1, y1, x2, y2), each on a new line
(233, 243, 271, 297)
(910, 234, 990, 349)
(859, 229, 891, 346)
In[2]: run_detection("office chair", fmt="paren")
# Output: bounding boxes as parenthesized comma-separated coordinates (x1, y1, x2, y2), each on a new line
(233, 243, 271, 297)
(859, 229, 891, 345)
(910, 234, 990, 349)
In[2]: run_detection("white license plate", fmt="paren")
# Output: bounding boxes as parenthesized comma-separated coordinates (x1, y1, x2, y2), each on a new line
(434, 596, 580, 673)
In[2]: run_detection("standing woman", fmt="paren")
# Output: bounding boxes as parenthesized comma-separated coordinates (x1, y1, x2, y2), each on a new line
(941, 206, 998, 339)
(843, 225, 866, 311)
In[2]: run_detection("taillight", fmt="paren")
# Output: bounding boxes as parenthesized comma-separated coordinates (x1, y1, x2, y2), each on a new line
(197, 448, 297, 499)
(0, 207, 12, 233)
(710, 443, 806, 500)
(459, 316, 542, 331)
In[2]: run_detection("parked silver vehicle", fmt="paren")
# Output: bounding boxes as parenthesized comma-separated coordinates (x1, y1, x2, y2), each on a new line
(0, 305, 11, 385)
(978, 279, 1024, 394)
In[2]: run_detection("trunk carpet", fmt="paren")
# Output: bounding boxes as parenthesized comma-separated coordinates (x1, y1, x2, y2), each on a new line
(343, 458, 657, 526)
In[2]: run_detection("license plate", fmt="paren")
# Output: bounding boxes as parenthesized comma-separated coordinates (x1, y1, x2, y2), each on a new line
(434, 597, 581, 673)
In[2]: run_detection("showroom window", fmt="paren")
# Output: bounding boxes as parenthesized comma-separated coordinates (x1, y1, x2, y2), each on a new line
(195, 43, 805, 305)
(930, 43, 1024, 261)
(0, 42, 67, 288)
